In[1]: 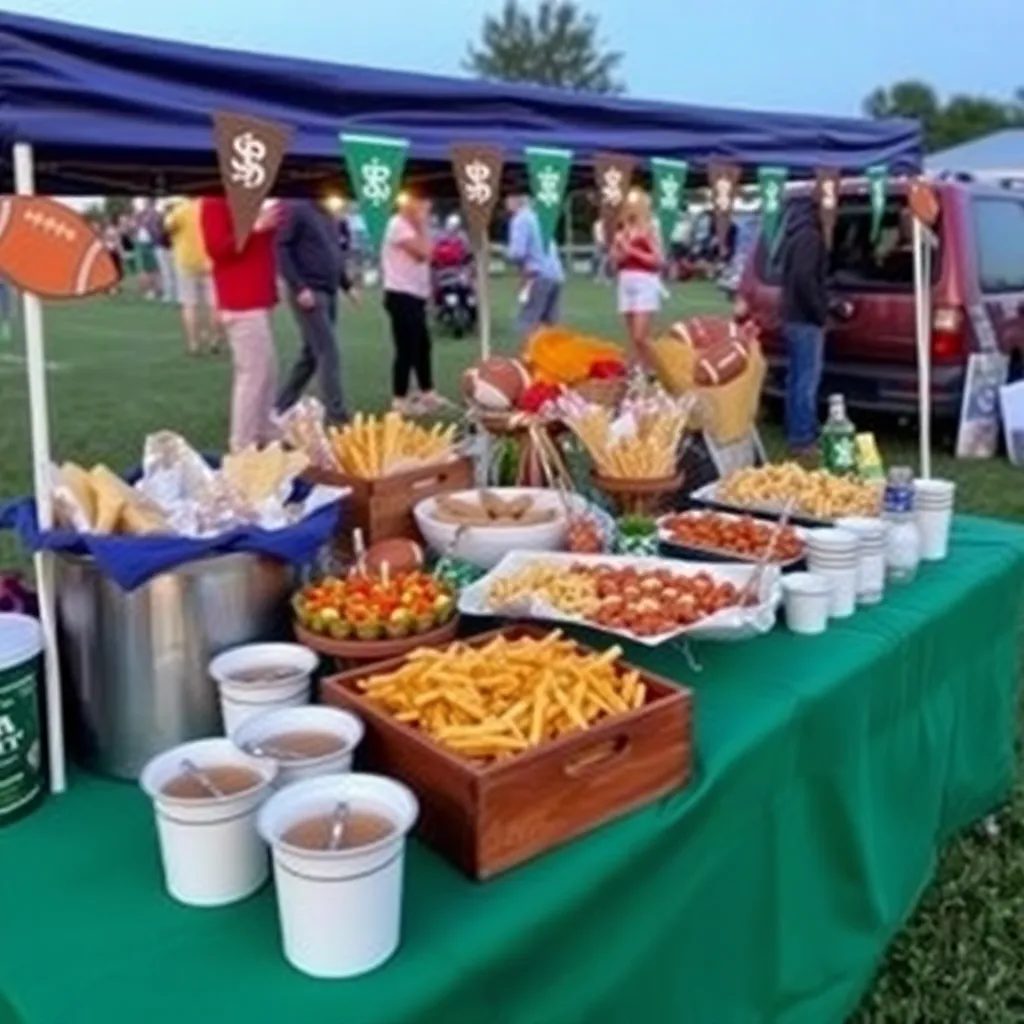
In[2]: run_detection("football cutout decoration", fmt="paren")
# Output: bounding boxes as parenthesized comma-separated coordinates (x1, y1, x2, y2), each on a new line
(0, 196, 119, 299)
(461, 357, 531, 410)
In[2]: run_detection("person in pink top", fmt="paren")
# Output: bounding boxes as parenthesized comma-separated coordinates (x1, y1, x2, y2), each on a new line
(381, 194, 440, 414)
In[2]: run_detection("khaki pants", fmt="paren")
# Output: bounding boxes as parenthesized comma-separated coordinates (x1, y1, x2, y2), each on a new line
(221, 309, 278, 451)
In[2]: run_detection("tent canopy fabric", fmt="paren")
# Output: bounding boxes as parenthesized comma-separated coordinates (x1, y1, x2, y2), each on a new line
(925, 129, 1024, 180)
(0, 11, 922, 195)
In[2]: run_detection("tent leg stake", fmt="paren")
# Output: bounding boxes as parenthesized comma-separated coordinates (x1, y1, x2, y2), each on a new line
(14, 141, 67, 794)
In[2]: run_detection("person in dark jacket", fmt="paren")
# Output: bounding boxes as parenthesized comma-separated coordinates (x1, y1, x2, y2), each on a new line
(779, 199, 829, 455)
(274, 198, 360, 424)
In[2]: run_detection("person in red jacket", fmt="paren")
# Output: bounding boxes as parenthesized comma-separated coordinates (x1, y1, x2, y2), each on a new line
(200, 196, 281, 451)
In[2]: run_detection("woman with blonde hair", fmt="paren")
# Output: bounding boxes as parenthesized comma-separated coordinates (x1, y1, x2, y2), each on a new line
(610, 189, 663, 366)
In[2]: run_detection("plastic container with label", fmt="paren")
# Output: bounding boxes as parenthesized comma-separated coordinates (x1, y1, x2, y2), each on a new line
(0, 613, 45, 825)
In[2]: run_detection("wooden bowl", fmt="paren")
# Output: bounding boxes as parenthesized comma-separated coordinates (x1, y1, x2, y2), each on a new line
(294, 614, 460, 665)
(592, 471, 684, 517)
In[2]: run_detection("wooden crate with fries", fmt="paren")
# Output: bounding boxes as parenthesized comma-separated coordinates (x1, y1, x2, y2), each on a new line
(320, 625, 693, 880)
(306, 455, 475, 547)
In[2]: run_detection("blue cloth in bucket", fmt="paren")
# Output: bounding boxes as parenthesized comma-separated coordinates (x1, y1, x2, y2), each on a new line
(0, 472, 344, 592)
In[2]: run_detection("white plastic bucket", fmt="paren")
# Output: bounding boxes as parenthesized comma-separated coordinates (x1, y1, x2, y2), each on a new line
(781, 573, 833, 636)
(232, 706, 365, 788)
(258, 773, 419, 979)
(209, 643, 318, 737)
(0, 614, 44, 822)
(140, 737, 277, 907)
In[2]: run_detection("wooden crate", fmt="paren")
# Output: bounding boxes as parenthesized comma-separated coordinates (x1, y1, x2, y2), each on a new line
(320, 625, 692, 880)
(305, 456, 475, 546)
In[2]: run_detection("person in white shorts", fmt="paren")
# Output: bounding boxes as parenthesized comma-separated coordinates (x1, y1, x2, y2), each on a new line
(611, 190, 663, 367)
(166, 198, 221, 355)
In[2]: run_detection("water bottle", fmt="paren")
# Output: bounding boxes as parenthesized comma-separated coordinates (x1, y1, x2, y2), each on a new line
(883, 466, 921, 585)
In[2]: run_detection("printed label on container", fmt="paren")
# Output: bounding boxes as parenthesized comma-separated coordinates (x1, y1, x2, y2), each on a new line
(0, 669, 42, 817)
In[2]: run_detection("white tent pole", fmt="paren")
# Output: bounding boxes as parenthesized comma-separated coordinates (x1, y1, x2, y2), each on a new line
(912, 214, 932, 479)
(14, 141, 67, 794)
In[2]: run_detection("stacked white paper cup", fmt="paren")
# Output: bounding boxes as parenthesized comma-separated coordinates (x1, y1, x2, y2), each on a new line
(209, 643, 319, 737)
(914, 479, 956, 561)
(805, 528, 859, 619)
(258, 773, 419, 979)
(836, 516, 889, 605)
(233, 706, 365, 789)
(140, 738, 278, 907)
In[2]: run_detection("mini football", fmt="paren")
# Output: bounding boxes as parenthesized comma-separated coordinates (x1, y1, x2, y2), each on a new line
(461, 357, 531, 410)
(0, 196, 119, 299)
(362, 538, 424, 576)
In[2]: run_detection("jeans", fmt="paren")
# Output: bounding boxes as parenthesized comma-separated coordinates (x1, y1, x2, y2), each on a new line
(783, 322, 825, 449)
(516, 277, 561, 341)
(276, 291, 346, 423)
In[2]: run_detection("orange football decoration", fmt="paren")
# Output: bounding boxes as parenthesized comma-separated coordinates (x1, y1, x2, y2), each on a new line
(363, 538, 425, 576)
(0, 196, 119, 299)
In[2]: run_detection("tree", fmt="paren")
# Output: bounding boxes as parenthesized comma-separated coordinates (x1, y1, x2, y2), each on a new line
(464, 0, 625, 94)
(863, 79, 1024, 152)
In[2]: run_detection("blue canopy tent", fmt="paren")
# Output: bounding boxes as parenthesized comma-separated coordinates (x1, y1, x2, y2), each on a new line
(0, 12, 921, 194)
(0, 10, 923, 795)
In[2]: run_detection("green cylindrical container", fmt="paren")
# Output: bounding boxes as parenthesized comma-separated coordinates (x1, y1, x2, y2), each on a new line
(0, 614, 45, 825)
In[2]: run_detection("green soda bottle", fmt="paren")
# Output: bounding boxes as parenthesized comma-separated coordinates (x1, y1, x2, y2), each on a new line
(820, 393, 857, 476)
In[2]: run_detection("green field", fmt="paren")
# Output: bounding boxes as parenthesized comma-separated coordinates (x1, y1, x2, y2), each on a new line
(1, 277, 1022, 1021)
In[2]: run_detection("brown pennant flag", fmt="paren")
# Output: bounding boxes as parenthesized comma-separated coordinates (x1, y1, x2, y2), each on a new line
(212, 111, 292, 250)
(908, 176, 940, 227)
(594, 152, 637, 240)
(708, 162, 741, 252)
(814, 168, 842, 249)
(451, 144, 505, 248)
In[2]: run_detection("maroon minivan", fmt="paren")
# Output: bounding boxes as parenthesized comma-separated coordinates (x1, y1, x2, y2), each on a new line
(738, 180, 1024, 416)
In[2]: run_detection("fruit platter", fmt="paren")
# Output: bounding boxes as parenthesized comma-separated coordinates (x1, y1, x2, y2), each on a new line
(292, 568, 459, 661)
(657, 510, 806, 567)
(458, 552, 781, 645)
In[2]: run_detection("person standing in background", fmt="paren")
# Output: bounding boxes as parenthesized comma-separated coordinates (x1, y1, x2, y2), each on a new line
(103, 221, 123, 294)
(135, 200, 161, 299)
(779, 198, 830, 458)
(201, 197, 281, 451)
(381, 195, 439, 414)
(154, 204, 177, 305)
(610, 190, 663, 367)
(505, 192, 564, 341)
(0, 279, 12, 342)
(274, 198, 360, 425)
(166, 198, 220, 356)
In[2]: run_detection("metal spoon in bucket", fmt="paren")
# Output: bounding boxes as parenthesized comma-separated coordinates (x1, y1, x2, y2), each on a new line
(180, 758, 226, 798)
(327, 801, 350, 851)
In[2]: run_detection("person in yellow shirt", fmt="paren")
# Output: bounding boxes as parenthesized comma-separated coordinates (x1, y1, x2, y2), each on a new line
(165, 198, 221, 355)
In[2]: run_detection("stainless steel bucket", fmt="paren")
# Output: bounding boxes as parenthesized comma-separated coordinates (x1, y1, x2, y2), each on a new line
(55, 552, 292, 780)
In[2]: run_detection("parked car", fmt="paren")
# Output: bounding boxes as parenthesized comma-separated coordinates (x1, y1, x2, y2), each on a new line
(737, 180, 1024, 417)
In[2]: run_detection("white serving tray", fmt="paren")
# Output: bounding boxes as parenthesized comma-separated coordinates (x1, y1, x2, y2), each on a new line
(458, 551, 781, 646)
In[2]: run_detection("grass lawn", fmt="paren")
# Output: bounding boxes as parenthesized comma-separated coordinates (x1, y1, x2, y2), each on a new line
(1, 276, 1022, 1021)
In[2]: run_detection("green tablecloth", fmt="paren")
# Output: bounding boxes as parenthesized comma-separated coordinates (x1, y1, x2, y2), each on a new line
(2, 516, 1023, 1024)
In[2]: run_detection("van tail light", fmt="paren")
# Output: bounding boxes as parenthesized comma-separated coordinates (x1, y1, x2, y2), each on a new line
(932, 306, 966, 362)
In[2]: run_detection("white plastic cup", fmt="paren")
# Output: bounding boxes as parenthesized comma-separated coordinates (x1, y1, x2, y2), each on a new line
(258, 773, 419, 979)
(140, 737, 277, 907)
(914, 479, 955, 561)
(807, 560, 858, 618)
(836, 517, 889, 604)
(209, 643, 319, 737)
(233, 706, 365, 789)
(782, 573, 833, 635)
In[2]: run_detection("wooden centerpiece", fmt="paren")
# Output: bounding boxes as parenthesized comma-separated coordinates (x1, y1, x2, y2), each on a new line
(321, 624, 693, 880)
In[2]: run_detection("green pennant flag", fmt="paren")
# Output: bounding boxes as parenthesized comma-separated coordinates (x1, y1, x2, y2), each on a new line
(340, 133, 409, 253)
(651, 158, 689, 247)
(866, 164, 887, 242)
(757, 166, 788, 249)
(524, 146, 572, 249)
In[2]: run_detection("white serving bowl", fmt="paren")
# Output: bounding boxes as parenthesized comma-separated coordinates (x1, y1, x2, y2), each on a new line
(414, 488, 590, 569)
